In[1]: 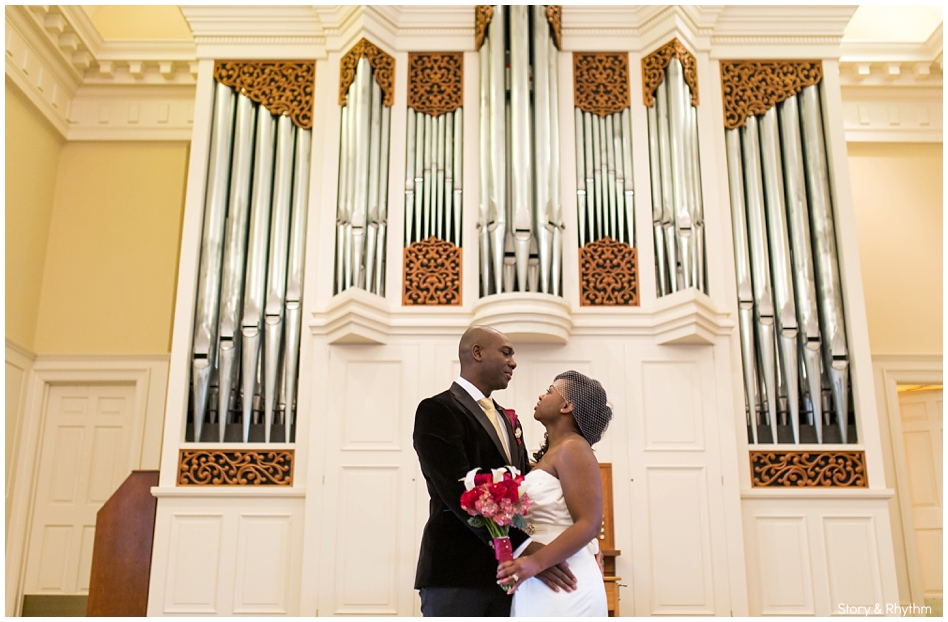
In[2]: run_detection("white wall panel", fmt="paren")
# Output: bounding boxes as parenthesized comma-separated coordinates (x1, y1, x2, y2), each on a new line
(233, 515, 292, 614)
(87, 426, 122, 502)
(343, 361, 402, 450)
(642, 361, 703, 451)
(50, 426, 83, 503)
(823, 517, 885, 611)
(334, 467, 400, 615)
(163, 514, 223, 614)
(646, 466, 715, 613)
(754, 516, 814, 614)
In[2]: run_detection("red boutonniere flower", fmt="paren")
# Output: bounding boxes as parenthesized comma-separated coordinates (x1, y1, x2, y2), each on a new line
(503, 409, 523, 445)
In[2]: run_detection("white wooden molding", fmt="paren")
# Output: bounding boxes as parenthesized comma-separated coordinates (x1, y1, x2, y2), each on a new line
(841, 85, 942, 142)
(871, 354, 942, 610)
(5, 354, 169, 616)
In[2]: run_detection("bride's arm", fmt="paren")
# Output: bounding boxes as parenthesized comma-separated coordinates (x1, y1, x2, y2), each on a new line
(497, 437, 602, 590)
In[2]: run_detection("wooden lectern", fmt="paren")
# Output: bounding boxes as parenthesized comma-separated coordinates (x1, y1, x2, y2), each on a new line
(599, 463, 622, 616)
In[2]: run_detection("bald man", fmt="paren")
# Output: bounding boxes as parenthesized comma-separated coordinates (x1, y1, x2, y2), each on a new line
(412, 326, 576, 616)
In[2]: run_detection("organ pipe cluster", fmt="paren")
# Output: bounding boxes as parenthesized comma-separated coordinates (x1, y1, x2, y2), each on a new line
(573, 107, 635, 249)
(646, 58, 707, 296)
(726, 84, 852, 445)
(404, 107, 463, 246)
(336, 57, 392, 295)
(190, 81, 312, 443)
(478, 5, 563, 296)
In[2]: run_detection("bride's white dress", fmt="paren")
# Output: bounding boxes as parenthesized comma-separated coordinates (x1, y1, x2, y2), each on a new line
(511, 469, 608, 617)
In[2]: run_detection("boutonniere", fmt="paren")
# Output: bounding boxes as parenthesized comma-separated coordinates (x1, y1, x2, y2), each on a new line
(503, 409, 523, 445)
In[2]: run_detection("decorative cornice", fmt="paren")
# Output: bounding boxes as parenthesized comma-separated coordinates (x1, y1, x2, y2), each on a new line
(642, 38, 699, 107)
(573, 52, 631, 117)
(214, 61, 315, 130)
(651, 288, 733, 345)
(720, 60, 823, 130)
(471, 294, 575, 345)
(840, 86, 942, 143)
(339, 38, 395, 107)
(66, 85, 196, 141)
(750, 450, 868, 488)
(474, 6, 493, 52)
(407, 52, 463, 117)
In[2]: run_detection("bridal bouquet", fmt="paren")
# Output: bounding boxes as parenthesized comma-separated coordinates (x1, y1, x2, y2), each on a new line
(460, 466, 532, 590)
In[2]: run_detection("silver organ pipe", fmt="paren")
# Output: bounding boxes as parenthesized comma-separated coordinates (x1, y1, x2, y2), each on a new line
(647, 57, 705, 295)
(282, 129, 311, 443)
(452, 110, 463, 246)
(240, 107, 275, 442)
(335, 55, 392, 296)
(262, 115, 296, 443)
(800, 84, 850, 444)
(725, 82, 855, 445)
(478, 5, 561, 295)
(191, 82, 235, 443)
(188, 75, 313, 445)
(759, 108, 801, 444)
(216, 93, 256, 442)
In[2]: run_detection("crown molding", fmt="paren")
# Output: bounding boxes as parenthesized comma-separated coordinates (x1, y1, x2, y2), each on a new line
(66, 84, 196, 141)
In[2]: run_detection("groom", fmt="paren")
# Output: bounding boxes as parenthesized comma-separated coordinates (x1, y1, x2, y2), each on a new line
(413, 326, 577, 616)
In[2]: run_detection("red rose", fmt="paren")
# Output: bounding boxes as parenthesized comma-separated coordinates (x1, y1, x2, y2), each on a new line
(474, 473, 492, 487)
(504, 409, 523, 445)
(461, 488, 479, 512)
(489, 482, 507, 502)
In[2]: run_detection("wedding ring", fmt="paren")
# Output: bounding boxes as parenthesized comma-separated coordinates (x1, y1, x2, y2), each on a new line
(511, 574, 519, 582)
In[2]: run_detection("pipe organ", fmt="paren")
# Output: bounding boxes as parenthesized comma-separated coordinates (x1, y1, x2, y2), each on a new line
(335, 40, 394, 297)
(643, 40, 707, 297)
(187, 62, 314, 444)
(153, 6, 899, 617)
(722, 61, 854, 446)
(477, 5, 563, 296)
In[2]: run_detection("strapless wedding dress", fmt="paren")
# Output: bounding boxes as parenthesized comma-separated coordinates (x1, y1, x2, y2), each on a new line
(511, 469, 608, 617)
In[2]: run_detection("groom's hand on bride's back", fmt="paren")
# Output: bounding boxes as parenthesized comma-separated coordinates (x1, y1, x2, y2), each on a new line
(523, 542, 578, 592)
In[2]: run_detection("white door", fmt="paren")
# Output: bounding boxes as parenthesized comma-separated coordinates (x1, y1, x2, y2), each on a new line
(22, 383, 138, 597)
(898, 388, 943, 605)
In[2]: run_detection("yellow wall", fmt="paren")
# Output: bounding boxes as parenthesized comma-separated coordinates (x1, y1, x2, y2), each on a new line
(32, 142, 189, 354)
(848, 142, 943, 355)
(5, 81, 64, 350)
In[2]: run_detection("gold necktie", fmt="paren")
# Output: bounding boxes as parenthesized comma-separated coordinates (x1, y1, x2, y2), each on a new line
(478, 397, 511, 462)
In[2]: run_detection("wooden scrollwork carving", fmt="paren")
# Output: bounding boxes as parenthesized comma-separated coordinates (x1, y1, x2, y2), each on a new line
(720, 60, 822, 130)
(546, 5, 562, 50)
(339, 38, 395, 107)
(641, 38, 699, 108)
(573, 53, 631, 118)
(403, 236, 462, 306)
(579, 237, 639, 306)
(408, 52, 464, 118)
(475, 5, 494, 51)
(750, 450, 867, 488)
(177, 449, 294, 486)
(214, 61, 315, 130)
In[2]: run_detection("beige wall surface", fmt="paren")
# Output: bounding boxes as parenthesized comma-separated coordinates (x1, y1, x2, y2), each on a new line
(848, 142, 943, 355)
(33, 141, 189, 354)
(5, 81, 64, 351)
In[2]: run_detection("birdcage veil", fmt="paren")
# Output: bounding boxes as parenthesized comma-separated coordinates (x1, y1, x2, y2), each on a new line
(554, 370, 613, 445)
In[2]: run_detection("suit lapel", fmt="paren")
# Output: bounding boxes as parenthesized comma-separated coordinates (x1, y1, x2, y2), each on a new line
(449, 383, 508, 463)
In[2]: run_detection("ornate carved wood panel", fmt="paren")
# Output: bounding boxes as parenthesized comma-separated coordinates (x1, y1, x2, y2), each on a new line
(474, 5, 493, 51)
(403, 237, 462, 306)
(720, 60, 823, 130)
(546, 5, 562, 50)
(177, 449, 294, 486)
(339, 38, 395, 107)
(214, 61, 316, 130)
(641, 38, 699, 108)
(408, 52, 463, 117)
(573, 52, 631, 118)
(750, 450, 867, 487)
(579, 237, 639, 306)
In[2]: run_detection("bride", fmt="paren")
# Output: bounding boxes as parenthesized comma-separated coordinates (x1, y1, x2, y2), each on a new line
(497, 370, 613, 616)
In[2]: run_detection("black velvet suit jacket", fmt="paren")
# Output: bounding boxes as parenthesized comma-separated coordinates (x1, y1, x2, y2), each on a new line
(413, 382, 530, 589)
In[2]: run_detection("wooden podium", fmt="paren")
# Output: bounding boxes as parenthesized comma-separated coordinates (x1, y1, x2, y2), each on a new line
(599, 463, 622, 616)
